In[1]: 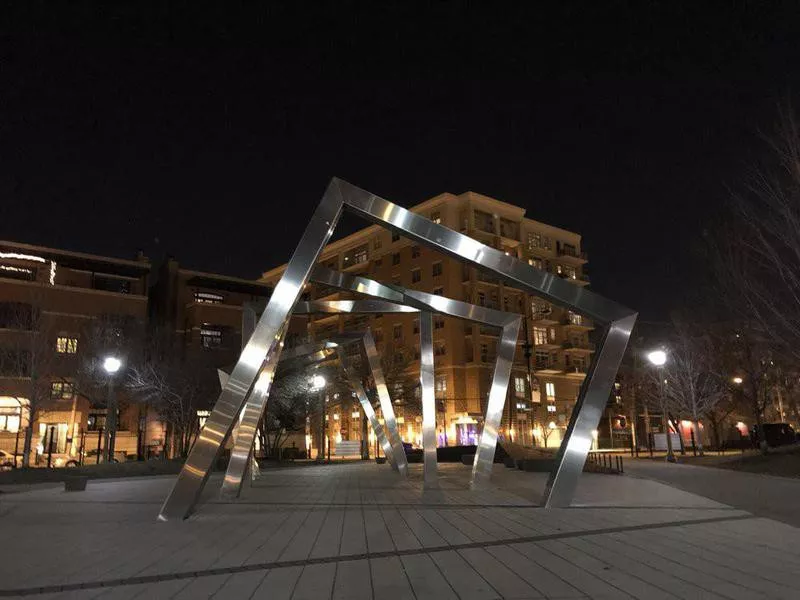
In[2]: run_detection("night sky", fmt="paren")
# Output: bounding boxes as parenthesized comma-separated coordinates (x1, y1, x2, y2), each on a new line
(2, 3, 800, 320)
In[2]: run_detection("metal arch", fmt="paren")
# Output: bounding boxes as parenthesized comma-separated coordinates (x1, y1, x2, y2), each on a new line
(158, 179, 345, 521)
(310, 267, 523, 487)
(159, 177, 635, 520)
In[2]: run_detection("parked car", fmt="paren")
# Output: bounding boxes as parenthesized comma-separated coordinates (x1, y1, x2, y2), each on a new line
(750, 423, 797, 448)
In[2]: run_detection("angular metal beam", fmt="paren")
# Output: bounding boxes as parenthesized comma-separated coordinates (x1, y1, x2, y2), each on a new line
(419, 311, 437, 487)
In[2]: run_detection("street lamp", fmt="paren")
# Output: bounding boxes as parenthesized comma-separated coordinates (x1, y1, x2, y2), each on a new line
(732, 376, 743, 385)
(103, 355, 123, 463)
(647, 349, 675, 463)
(309, 373, 327, 462)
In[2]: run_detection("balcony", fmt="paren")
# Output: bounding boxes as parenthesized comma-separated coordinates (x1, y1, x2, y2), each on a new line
(534, 360, 564, 374)
(557, 247, 588, 264)
(561, 313, 594, 331)
(562, 340, 595, 354)
(530, 311, 559, 326)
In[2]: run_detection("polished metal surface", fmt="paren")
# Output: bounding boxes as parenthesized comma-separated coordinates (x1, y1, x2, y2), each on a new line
(418, 311, 437, 487)
(543, 313, 636, 507)
(158, 180, 344, 521)
(360, 332, 408, 476)
(159, 177, 635, 520)
(311, 266, 522, 483)
(340, 350, 397, 469)
(471, 317, 521, 488)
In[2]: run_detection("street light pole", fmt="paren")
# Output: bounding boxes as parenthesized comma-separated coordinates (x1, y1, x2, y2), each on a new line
(647, 349, 675, 463)
(102, 356, 122, 463)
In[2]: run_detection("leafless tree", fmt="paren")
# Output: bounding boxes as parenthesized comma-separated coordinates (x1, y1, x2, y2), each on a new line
(0, 296, 59, 467)
(661, 323, 726, 455)
(257, 367, 313, 458)
(715, 105, 800, 363)
(126, 334, 218, 458)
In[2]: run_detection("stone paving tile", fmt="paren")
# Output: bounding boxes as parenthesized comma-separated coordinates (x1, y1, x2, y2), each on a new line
(458, 546, 542, 599)
(429, 549, 500, 600)
(333, 559, 372, 600)
(4, 462, 800, 600)
(289, 563, 334, 600)
(369, 556, 416, 600)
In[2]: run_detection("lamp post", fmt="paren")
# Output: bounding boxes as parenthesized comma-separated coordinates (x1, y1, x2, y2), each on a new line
(310, 373, 327, 463)
(103, 356, 122, 463)
(647, 350, 675, 463)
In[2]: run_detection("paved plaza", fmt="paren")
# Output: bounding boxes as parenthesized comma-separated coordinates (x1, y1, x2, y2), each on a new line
(1, 461, 799, 599)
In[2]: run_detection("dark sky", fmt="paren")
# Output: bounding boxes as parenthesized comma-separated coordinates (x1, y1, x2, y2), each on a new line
(2, 3, 800, 319)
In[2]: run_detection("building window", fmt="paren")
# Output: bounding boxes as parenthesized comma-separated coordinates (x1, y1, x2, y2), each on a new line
(527, 232, 542, 250)
(50, 382, 74, 400)
(533, 326, 549, 345)
(431, 211, 441, 224)
(547, 404, 557, 413)
(87, 412, 106, 431)
(413, 320, 419, 334)
(194, 291, 223, 304)
(433, 287, 443, 296)
(568, 311, 582, 325)
(434, 316, 445, 329)
(528, 258, 543, 270)
(373, 237, 382, 250)
(432, 262, 443, 277)
(393, 323, 403, 340)
(435, 376, 447, 397)
(391, 231, 400, 242)
(434, 342, 446, 356)
(411, 268, 421, 283)
(480, 343, 488, 362)
(200, 327, 222, 348)
(478, 292, 486, 306)
(514, 376, 526, 397)
(411, 245, 421, 258)
(374, 258, 382, 268)
(392, 253, 400, 266)
(56, 336, 78, 354)
(353, 248, 368, 264)
(546, 382, 556, 401)
(535, 350, 550, 368)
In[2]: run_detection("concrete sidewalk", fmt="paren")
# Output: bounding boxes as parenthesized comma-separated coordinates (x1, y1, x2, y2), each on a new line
(624, 457, 800, 528)
(1, 462, 798, 599)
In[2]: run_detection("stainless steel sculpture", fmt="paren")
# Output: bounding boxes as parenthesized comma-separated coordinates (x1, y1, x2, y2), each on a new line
(159, 177, 635, 521)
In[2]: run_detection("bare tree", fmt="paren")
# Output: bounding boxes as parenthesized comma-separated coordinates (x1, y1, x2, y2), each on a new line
(661, 323, 726, 455)
(716, 105, 800, 363)
(258, 367, 313, 458)
(0, 297, 58, 467)
(127, 334, 218, 459)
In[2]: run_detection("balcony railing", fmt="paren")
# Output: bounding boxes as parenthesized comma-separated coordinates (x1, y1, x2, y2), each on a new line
(557, 248, 587, 260)
(562, 341, 596, 351)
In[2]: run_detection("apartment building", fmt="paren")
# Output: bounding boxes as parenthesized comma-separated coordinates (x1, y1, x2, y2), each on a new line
(261, 191, 594, 450)
(0, 241, 151, 466)
(0, 243, 277, 467)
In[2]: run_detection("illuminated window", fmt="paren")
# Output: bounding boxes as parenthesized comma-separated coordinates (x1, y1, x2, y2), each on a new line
(56, 336, 78, 354)
(528, 258, 543, 270)
(514, 376, 526, 397)
(533, 327, 549, 345)
(546, 382, 556, 401)
(527, 232, 542, 250)
(200, 327, 222, 348)
(50, 382, 74, 400)
(430, 211, 441, 224)
(411, 268, 421, 283)
(547, 404, 557, 413)
(353, 248, 368, 264)
(194, 291, 223, 304)
(432, 262, 443, 277)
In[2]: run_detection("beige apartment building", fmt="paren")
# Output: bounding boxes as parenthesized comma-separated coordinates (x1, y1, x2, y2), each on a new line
(261, 191, 594, 450)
